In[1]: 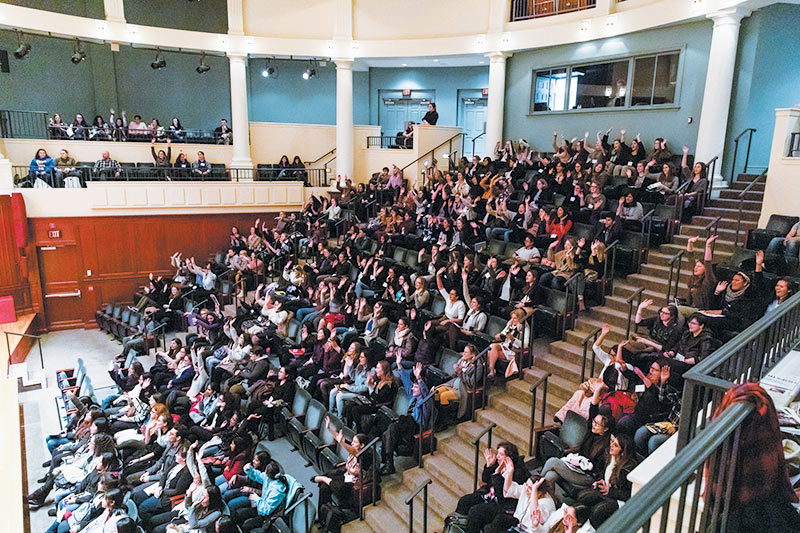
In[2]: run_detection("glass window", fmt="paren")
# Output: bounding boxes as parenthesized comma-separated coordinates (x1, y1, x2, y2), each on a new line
(632, 52, 679, 106)
(570, 60, 629, 109)
(532, 68, 567, 112)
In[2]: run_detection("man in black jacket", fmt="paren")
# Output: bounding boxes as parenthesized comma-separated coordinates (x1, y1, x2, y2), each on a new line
(454, 442, 529, 533)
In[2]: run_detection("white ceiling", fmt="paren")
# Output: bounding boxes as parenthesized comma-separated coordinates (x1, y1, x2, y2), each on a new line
(354, 53, 488, 70)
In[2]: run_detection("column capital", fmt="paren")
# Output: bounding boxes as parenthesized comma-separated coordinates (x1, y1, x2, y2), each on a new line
(707, 6, 751, 26)
(227, 0, 245, 35)
(333, 58, 354, 70)
(485, 51, 512, 63)
(227, 53, 247, 63)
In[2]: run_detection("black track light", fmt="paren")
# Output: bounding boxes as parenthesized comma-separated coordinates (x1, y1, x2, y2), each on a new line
(150, 48, 166, 70)
(196, 52, 210, 74)
(261, 58, 277, 78)
(302, 60, 316, 80)
(13, 30, 31, 60)
(71, 38, 86, 64)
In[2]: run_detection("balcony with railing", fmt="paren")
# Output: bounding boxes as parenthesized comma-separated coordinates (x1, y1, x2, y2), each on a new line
(510, 0, 597, 22)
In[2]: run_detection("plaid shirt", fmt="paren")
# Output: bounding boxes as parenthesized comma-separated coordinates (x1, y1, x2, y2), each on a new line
(93, 158, 121, 173)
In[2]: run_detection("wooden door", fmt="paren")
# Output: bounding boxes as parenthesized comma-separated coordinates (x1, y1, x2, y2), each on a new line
(38, 245, 83, 330)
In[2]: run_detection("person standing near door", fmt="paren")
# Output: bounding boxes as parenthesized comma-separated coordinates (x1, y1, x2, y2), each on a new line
(422, 103, 439, 125)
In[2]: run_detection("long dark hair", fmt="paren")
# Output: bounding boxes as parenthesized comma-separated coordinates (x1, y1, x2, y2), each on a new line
(608, 434, 636, 487)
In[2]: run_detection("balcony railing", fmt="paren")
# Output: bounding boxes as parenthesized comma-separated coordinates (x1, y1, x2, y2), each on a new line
(510, 0, 597, 21)
(0, 109, 232, 145)
(12, 164, 327, 187)
(676, 291, 800, 449)
(367, 135, 411, 149)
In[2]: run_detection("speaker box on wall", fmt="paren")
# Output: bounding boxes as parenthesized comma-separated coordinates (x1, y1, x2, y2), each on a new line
(0, 50, 9, 73)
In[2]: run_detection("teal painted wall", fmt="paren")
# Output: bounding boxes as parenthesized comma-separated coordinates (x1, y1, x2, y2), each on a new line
(725, 3, 800, 177)
(3, 0, 104, 18)
(367, 66, 490, 130)
(503, 21, 712, 157)
(246, 59, 369, 125)
(123, 0, 228, 34)
(0, 30, 231, 130)
(0, 30, 99, 121)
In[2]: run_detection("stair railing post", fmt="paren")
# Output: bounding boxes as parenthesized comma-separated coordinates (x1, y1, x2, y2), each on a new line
(730, 138, 739, 183)
(472, 423, 496, 491)
(744, 129, 755, 174)
(527, 372, 551, 457)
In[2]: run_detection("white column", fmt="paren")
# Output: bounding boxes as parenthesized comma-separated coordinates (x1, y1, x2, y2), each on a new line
(695, 7, 750, 185)
(227, 0, 244, 35)
(335, 59, 354, 185)
(485, 52, 511, 156)
(103, 0, 125, 23)
(0, 145, 13, 191)
(228, 54, 253, 170)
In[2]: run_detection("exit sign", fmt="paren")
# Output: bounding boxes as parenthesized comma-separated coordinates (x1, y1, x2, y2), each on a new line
(402, 89, 411, 96)
(482, 88, 489, 96)
(48, 230, 61, 239)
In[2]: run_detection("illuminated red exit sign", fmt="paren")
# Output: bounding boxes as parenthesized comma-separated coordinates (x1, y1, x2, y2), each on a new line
(482, 88, 489, 96)
(402, 89, 411, 96)
(48, 230, 61, 239)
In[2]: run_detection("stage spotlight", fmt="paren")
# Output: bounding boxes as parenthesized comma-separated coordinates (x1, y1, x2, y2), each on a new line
(302, 60, 316, 80)
(13, 30, 31, 59)
(150, 48, 166, 70)
(71, 38, 86, 64)
(196, 52, 210, 74)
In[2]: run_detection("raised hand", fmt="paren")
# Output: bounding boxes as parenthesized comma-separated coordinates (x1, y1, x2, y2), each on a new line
(706, 234, 718, 246)
(601, 323, 611, 335)
(414, 362, 423, 381)
(683, 145, 689, 154)
(483, 447, 497, 466)
(755, 249, 764, 265)
(687, 235, 699, 244)
(716, 281, 729, 293)
(639, 298, 654, 309)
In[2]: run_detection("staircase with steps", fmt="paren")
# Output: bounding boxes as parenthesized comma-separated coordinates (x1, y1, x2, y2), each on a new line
(344, 174, 766, 533)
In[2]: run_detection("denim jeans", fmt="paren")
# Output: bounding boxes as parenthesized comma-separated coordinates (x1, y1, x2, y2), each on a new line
(634, 425, 670, 456)
(767, 237, 800, 261)
(355, 281, 376, 298)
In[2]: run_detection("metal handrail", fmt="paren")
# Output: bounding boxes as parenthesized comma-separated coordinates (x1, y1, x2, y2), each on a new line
(4, 331, 45, 374)
(472, 422, 497, 491)
(665, 250, 685, 304)
(417, 387, 437, 469)
(563, 272, 584, 339)
(733, 168, 768, 247)
(400, 132, 464, 176)
(703, 216, 721, 254)
(597, 401, 754, 533)
(677, 289, 800, 449)
(304, 147, 336, 167)
(601, 240, 619, 305)
(356, 436, 380, 520)
(579, 327, 602, 383)
(404, 476, 433, 533)
(471, 132, 486, 157)
(625, 287, 645, 339)
(703, 155, 719, 212)
(729, 127, 757, 182)
(470, 346, 490, 421)
(638, 208, 655, 270)
(367, 136, 408, 149)
(527, 372, 551, 456)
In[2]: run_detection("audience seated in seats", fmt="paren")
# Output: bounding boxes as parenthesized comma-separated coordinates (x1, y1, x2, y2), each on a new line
(766, 219, 800, 269)
(31, 131, 740, 531)
(29, 148, 55, 187)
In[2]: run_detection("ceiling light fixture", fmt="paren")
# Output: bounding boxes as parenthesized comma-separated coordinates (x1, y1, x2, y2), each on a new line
(13, 30, 31, 59)
(196, 52, 210, 74)
(150, 48, 166, 70)
(71, 38, 86, 64)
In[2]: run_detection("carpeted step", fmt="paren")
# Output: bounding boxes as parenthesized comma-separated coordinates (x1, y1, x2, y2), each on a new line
(719, 188, 764, 201)
(705, 197, 762, 211)
(701, 206, 759, 222)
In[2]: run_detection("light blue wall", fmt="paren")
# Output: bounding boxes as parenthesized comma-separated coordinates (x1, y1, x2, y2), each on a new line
(123, 0, 229, 34)
(725, 3, 800, 177)
(503, 21, 712, 157)
(368, 66, 489, 130)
